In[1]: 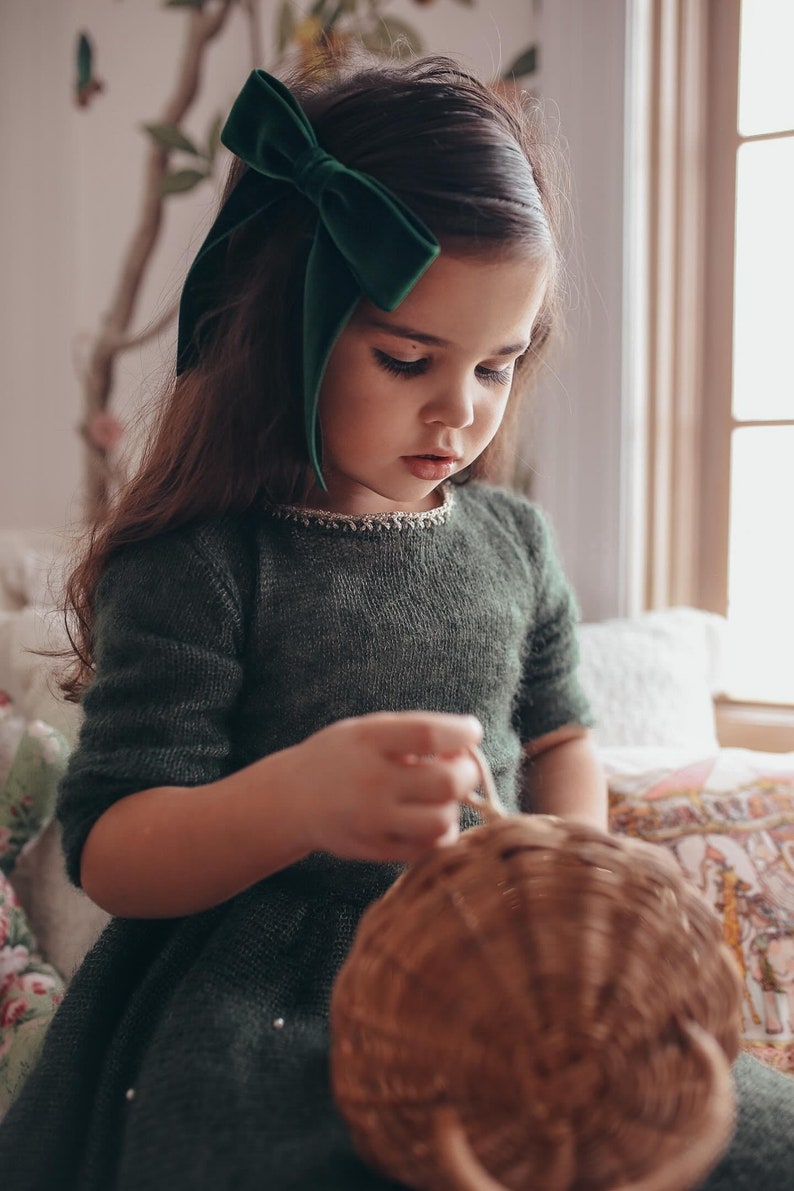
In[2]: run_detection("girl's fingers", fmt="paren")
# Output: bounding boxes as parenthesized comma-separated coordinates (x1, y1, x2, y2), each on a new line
(354, 711, 483, 759)
(308, 712, 489, 863)
(391, 801, 460, 843)
(394, 752, 483, 804)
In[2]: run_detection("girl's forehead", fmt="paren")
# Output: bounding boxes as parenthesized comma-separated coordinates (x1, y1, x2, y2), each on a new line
(357, 251, 549, 352)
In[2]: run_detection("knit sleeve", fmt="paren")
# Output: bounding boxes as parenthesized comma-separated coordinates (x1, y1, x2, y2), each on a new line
(57, 527, 248, 887)
(510, 501, 595, 743)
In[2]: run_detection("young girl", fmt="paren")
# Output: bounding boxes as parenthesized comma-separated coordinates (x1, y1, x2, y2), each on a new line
(1, 55, 792, 1191)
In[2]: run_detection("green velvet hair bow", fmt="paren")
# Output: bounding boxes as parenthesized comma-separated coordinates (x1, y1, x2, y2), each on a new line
(176, 69, 440, 487)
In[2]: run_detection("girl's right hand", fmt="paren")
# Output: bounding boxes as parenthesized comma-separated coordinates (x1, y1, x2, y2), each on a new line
(289, 711, 484, 864)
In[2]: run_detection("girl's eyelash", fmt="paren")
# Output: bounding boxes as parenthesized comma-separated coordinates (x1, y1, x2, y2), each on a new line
(477, 365, 513, 387)
(374, 350, 428, 378)
(373, 350, 513, 386)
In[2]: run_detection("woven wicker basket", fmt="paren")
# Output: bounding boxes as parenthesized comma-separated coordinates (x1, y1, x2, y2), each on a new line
(330, 751, 743, 1191)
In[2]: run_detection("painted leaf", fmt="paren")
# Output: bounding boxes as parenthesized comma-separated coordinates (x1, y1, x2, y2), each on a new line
(362, 17, 422, 58)
(384, 18, 423, 57)
(206, 111, 224, 164)
(160, 169, 207, 195)
(503, 45, 537, 78)
(143, 123, 201, 155)
(324, 5, 342, 31)
(360, 27, 388, 55)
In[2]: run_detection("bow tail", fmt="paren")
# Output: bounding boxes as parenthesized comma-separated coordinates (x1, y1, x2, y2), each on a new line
(177, 175, 282, 374)
(302, 223, 362, 488)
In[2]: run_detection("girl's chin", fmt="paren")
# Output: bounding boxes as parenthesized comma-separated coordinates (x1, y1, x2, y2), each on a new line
(306, 473, 449, 517)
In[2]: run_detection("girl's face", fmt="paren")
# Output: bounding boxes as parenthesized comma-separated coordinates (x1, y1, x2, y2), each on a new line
(313, 251, 548, 515)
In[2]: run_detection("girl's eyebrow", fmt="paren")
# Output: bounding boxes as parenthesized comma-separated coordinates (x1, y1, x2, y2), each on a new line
(361, 316, 529, 357)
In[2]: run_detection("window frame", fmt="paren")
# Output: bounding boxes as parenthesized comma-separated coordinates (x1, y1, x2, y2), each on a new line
(644, 0, 794, 750)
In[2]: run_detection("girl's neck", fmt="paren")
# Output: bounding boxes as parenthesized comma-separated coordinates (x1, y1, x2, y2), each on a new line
(299, 482, 446, 518)
(268, 483, 456, 530)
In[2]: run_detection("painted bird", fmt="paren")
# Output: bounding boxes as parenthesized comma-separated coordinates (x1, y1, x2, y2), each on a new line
(75, 32, 105, 109)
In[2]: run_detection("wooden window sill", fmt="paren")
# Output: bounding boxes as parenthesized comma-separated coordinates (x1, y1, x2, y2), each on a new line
(715, 698, 794, 753)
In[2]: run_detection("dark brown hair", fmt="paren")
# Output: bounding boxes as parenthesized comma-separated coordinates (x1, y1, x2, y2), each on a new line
(60, 54, 564, 700)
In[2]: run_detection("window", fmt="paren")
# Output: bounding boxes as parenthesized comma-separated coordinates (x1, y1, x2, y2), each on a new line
(719, 0, 794, 706)
(645, 0, 794, 748)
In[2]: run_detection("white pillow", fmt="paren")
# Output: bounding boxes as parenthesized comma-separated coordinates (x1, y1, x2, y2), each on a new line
(577, 607, 726, 751)
(0, 608, 82, 747)
(0, 531, 68, 612)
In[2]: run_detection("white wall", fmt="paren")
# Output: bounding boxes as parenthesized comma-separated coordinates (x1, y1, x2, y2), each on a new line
(530, 0, 645, 621)
(0, 0, 639, 622)
(1, 0, 83, 532)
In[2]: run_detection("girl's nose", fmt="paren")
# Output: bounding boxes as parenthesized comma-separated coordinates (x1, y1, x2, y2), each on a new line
(423, 380, 475, 429)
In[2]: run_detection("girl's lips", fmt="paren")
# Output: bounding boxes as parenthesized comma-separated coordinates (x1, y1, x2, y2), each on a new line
(402, 455, 459, 481)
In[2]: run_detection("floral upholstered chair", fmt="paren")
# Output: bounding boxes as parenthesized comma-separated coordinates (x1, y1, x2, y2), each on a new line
(0, 694, 68, 1118)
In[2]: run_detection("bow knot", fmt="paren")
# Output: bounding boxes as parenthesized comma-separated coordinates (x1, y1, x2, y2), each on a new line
(293, 146, 339, 207)
(177, 69, 440, 486)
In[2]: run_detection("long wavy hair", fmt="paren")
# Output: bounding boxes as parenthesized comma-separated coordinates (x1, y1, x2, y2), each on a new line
(59, 54, 565, 701)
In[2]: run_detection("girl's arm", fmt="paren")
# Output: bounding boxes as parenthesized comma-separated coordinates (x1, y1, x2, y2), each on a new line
(80, 711, 483, 920)
(520, 725, 608, 829)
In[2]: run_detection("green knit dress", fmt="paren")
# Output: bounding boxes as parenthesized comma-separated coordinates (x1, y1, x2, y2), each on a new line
(1, 482, 791, 1189)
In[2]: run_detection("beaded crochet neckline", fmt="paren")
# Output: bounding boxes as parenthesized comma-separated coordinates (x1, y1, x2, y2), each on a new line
(267, 484, 455, 533)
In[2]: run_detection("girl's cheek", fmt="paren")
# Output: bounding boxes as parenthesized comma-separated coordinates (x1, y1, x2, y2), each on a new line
(491, 398, 510, 428)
